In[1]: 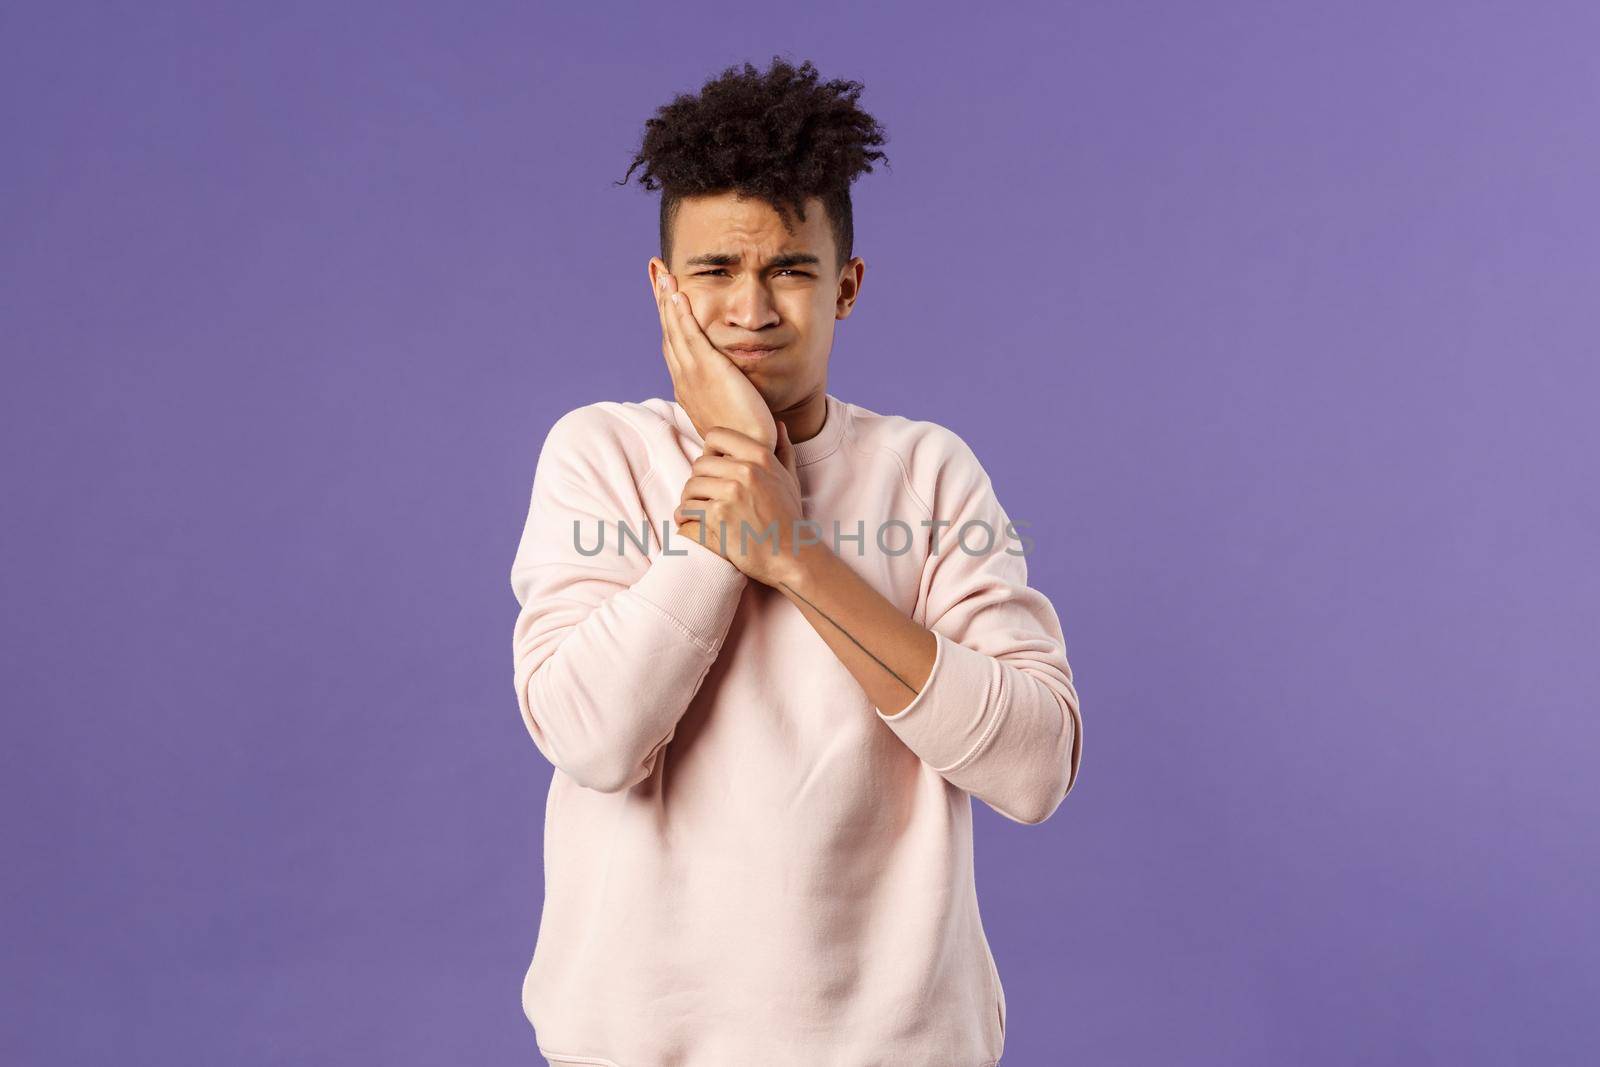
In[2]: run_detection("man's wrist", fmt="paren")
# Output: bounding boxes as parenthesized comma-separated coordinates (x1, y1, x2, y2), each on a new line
(773, 538, 834, 596)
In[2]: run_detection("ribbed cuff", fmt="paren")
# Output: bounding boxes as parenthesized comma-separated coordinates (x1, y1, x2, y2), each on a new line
(1061, 685, 1083, 797)
(875, 630, 1001, 772)
(630, 528, 748, 652)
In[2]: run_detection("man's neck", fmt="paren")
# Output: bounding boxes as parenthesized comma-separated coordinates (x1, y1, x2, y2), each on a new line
(771, 390, 828, 445)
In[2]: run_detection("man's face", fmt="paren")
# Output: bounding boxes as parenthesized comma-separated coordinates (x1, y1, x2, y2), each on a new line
(650, 192, 864, 410)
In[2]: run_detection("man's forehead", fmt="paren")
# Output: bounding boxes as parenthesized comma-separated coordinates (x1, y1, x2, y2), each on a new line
(666, 192, 838, 272)
(674, 195, 830, 255)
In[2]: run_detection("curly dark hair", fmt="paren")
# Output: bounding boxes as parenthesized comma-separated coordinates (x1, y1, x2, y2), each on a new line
(617, 56, 889, 272)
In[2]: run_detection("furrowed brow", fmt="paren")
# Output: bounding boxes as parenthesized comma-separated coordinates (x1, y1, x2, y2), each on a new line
(683, 251, 823, 270)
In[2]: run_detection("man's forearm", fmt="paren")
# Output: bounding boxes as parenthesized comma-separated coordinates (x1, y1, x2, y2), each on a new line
(773, 542, 937, 716)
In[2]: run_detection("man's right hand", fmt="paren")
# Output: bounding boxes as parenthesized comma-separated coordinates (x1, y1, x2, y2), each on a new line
(651, 259, 778, 450)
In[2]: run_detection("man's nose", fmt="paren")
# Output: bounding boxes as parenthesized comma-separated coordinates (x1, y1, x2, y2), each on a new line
(723, 274, 780, 330)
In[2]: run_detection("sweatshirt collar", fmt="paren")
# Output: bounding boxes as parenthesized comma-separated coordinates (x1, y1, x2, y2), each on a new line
(791, 392, 847, 467)
(671, 392, 847, 467)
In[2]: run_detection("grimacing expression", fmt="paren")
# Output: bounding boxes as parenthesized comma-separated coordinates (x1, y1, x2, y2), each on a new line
(650, 192, 864, 409)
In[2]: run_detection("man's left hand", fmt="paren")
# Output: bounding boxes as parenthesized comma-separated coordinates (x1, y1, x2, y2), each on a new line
(673, 422, 813, 588)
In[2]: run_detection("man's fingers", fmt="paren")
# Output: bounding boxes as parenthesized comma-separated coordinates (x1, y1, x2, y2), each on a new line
(651, 263, 686, 371)
(661, 334, 682, 380)
(703, 426, 773, 463)
(658, 281, 697, 376)
(654, 267, 737, 381)
(673, 502, 713, 527)
(663, 284, 724, 368)
(681, 474, 736, 501)
(661, 285, 696, 363)
(689, 454, 751, 483)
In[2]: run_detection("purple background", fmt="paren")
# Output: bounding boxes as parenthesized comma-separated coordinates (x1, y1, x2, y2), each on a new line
(4, 3, 1596, 1064)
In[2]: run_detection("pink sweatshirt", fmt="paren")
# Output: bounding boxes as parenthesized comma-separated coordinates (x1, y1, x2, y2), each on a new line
(508, 391, 1082, 1067)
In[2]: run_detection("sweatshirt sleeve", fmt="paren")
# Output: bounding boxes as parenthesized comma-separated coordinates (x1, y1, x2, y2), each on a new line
(509, 404, 748, 794)
(874, 427, 1083, 825)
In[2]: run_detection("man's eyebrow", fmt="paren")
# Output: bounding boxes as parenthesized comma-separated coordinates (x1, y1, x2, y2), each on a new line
(683, 251, 823, 270)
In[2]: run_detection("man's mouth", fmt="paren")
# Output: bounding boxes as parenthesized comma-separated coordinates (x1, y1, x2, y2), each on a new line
(722, 345, 782, 361)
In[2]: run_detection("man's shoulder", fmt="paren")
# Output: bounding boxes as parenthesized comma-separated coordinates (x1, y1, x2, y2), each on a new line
(544, 396, 676, 443)
(844, 397, 987, 480)
(535, 396, 680, 485)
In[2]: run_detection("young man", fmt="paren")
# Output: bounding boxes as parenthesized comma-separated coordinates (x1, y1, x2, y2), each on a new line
(509, 58, 1082, 1066)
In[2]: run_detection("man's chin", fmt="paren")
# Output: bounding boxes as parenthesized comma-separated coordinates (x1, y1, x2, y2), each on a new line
(726, 358, 771, 379)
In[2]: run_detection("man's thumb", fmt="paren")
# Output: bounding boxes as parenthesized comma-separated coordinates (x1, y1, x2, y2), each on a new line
(775, 420, 798, 476)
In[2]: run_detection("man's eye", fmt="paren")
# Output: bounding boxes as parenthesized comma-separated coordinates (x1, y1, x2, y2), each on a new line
(694, 268, 811, 278)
